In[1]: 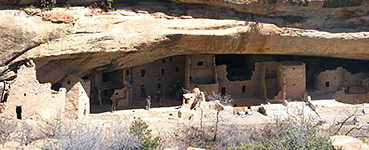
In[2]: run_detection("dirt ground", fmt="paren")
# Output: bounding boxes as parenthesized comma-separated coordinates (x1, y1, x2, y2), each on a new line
(89, 99, 369, 138)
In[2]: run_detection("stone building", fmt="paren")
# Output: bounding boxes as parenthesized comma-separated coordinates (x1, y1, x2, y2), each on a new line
(315, 67, 369, 104)
(315, 67, 367, 93)
(4, 62, 66, 120)
(89, 69, 128, 106)
(276, 61, 306, 100)
(83, 54, 307, 110)
(1, 61, 92, 120)
(2, 54, 369, 119)
(61, 75, 90, 120)
(88, 55, 185, 109)
(129, 55, 185, 99)
(184, 55, 306, 103)
(185, 55, 218, 94)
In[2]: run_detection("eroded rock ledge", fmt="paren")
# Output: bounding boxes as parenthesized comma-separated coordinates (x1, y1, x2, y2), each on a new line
(0, 0, 368, 83)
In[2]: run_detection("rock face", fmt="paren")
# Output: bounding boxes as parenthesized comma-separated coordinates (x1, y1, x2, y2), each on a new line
(0, 11, 66, 66)
(330, 135, 369, 150)
(170, 0, 369, 15)
(0, 0, 368, 84)
(0, 0, 99, 5)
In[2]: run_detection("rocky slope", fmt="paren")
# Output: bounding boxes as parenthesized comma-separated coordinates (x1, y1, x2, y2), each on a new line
(0, 0, 369, 83)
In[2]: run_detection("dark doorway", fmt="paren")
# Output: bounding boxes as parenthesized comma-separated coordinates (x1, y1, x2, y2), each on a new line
(242, 86, 246, 93)
(141, 69, 145, 77)
(221, 87, 226, 95)
(16, 106, 22, 120)
(102, 73, 109, 82)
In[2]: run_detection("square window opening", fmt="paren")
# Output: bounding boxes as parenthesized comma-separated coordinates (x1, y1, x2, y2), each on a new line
(141, 69, 145, 77)
(221, 87, 226, 95)
(197, 61, 203, 66)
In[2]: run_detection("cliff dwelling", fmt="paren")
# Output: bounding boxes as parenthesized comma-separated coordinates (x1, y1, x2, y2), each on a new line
(2, 51, 369, 119)
(12, 54, 365, 115)
(1, 0, 369, 148)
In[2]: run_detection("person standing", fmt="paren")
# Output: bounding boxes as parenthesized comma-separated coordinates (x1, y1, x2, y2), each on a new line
(140, 85, 145, 97)
(168, 86, 174, 99)
(146, 95, 151, 111)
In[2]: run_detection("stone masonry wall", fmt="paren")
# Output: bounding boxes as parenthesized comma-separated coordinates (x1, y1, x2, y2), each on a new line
(280, 62, 306, 99)
(130, 55, 185, 98)
(5, 62, 65, 120)
(61, 75, 90, 120)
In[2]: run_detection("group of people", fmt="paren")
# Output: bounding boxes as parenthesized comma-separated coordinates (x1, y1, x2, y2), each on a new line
(144, 81, 183, 110)
(109, 81, 184, 112)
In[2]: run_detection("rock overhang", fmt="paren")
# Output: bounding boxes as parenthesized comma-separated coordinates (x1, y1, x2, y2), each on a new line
(0, 1, 369, 83)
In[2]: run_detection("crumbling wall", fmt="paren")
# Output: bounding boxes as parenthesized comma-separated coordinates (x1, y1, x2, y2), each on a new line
(315, 67, 368, 93)
(215, 63, 260, 98)
(259, 62, 279, 100)
(89, 71, 123, 106)
(95, 70, 124, 88)
(219, 80, 257, 98)
(124, 68, 133, 85)
(315, 67, 345, 92)
(276, 66, 286, 100)
(215, 61, 305, 100)
(110, 87, 133, 106)
(192, 68, 215, 84)
(131, 55, 185, 98)
(263, 62, 279, 95)
(187, 55, 216, 84)
(185, 55, 218, 94)
(342, 69, 364, 90)
(5, 62, 66, 120)
(61, 75, 90, 120)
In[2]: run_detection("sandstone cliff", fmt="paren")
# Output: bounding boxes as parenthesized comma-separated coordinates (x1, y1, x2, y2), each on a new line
(0, 0, 368, 83)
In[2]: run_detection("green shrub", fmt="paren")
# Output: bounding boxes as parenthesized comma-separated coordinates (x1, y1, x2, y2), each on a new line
(100, 0, 115, 12)
(229, 120, 333, 150)
(63, 0, 71, 9)
(130, 118, 160, 150)
(40, 0, 55, 11)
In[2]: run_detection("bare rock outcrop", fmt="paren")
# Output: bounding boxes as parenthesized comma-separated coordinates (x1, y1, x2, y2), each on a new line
(0, 10, 70, 66)
(330, 135, 369, 150)
(41, 9, 77, 23)
(0, 1, 368, 84)
(170, 0, 369, 15)
(0, 0, 99, 5)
